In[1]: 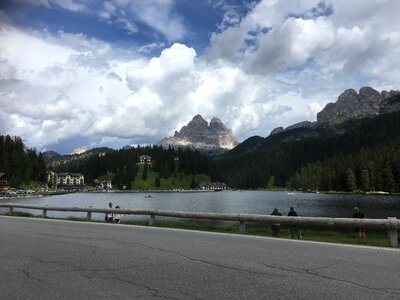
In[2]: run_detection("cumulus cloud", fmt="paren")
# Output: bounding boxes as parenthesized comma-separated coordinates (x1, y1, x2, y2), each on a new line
(1, 0, 400, 152)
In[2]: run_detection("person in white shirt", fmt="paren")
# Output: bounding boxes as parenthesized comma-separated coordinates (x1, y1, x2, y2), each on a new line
(114, 206, 123, 223)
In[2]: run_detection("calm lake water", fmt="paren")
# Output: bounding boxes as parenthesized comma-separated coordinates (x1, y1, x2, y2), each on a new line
(1, 191, 399, 221)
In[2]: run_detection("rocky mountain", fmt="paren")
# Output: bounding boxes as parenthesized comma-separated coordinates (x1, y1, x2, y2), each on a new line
(269, 86, 400, 137)
(42, 151, 61, 163)
(158, 115, 238, 154)
(317, 87, 400, 123)
(47, 147, 112, 168)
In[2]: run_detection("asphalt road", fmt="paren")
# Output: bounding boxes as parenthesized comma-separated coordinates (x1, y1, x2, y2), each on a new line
(1, 216, 399, 300)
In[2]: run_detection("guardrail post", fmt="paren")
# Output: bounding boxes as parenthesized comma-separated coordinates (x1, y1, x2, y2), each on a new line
(42, 209, 47, 218)
(239, 220, 246, 234)
(87, 211, 92, 221)
(9, 206, 13, 214)
(387, 217, 398, 248)
(149, 214, 155, 226)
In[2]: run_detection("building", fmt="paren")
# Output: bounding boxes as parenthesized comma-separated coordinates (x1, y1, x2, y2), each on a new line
(47, 170, 58, 189)
(94, 180, 113, 190)
(48, 171, 85, 189)
(57, 173, 84, 186)
(138, 155, 152, 165)
(198, 182, 228, 191)
(0, 172, 8, 186)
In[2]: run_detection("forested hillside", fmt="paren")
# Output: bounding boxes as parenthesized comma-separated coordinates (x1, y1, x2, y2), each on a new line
(0, 135, 47, 187)
(52, 145, 214, 188)
(213, 112, 400, 192)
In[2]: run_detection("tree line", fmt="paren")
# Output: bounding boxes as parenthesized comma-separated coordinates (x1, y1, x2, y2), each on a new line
(0, 135, 47, 187)
(3, 111, 399, 192)
(53, 145, 214, 188)
(212, 112, 400, 192)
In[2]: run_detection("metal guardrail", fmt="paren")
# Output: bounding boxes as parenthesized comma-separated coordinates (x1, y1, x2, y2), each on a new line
(1, 204, 399, 247)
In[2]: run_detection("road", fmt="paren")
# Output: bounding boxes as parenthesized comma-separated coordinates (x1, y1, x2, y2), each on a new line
(0, 216, 399, 300)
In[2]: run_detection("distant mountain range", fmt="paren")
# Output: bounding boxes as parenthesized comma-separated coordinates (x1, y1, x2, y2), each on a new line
(43, 87, 400, 171)
(43, 147, 112, 167)
(14, 85, 400, 192)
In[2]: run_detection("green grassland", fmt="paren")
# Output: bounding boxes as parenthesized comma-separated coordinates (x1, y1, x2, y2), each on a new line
(131, 164, 210, 190)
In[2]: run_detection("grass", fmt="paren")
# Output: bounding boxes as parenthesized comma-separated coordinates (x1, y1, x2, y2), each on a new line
(5, 211, 37, 218)
(132, 165, 210, 190)
(2, 212, 395, 248)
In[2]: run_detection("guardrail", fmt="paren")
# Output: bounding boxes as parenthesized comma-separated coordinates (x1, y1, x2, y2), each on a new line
(1, 204, 399, 247)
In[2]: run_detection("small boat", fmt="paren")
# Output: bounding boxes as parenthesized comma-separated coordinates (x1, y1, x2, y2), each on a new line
(145, 194, 153, 198)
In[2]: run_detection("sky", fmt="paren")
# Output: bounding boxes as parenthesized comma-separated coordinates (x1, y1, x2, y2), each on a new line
(1, 0, 400, 154)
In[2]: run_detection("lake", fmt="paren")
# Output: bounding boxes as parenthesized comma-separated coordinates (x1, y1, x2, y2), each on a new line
(1, 191, 399, 221)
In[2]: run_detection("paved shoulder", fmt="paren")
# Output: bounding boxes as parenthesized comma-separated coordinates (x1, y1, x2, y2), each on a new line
(0, 217, 399, 299)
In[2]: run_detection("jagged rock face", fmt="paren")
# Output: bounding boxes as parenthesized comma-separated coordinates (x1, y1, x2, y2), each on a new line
(269, 122, 316, 136)
(380, 93, 400, 114)
(158, 115, 238, 151)
(317, 87, 400, 123)
(270, 127, 284, 136)
(42, 151, 61, 163)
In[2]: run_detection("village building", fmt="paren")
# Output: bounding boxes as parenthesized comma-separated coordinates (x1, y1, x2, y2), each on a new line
(138, 155, 152, 165)
(198, 182, 228, 191)
(47, 171, 85, 189)
(94, 180, 113, 190)
(57, 172, 84, 186)
(0, 172, 8, 186)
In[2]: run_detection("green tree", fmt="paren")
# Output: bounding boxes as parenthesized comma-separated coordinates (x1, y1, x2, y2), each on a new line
(142, 164, 148, 180)
(360, 169, 370, 192)
(155, 176, 160, 188)
(382, 167, 395, 192)
(190, 176, 196, 189)
(267, 176, 275, 189)
(346, 168, 357, 192)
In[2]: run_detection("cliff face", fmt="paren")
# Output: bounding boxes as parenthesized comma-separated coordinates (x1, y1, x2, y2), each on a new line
(317, 87, 400, 123)
(158, 115, 238, 152)
(269, 86, 400, 137)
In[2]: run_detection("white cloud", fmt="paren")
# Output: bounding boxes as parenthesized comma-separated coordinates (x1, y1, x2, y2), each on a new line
(2, 0, 400, 152)
(15, 0, 85, 12)
(98, 0, 186, 41)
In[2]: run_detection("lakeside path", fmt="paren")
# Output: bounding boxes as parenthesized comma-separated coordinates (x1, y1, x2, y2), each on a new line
(1, 216, 400, 299)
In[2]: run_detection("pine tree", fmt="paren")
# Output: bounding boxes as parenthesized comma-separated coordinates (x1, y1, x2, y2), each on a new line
(155, 176, 161, 188)
(360, 169, 370, 192)
(346, 168, 357, 192)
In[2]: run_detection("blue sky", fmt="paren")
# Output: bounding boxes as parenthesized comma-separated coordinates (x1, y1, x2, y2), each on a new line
(1, 0, 400, 154)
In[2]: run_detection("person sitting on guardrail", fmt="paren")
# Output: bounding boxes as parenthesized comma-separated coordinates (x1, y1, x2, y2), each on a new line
(352, 207, 366, 244)
(105, 202, 113, 222)
(271, 208, 282, 237)
(288, 207, 302, 239)
(114, 206, 123, 224)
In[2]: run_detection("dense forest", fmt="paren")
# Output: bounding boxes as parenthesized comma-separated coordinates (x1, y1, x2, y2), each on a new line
(52, 145, 214, 188)
(0, 135, 47, 187)
(213, 112, 400, 192)
(2, 111, 400, 192)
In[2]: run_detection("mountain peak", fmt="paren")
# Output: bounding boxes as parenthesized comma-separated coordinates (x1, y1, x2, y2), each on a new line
(209, 117, 227, 132)
(157, 115, 238, 153)
(317, 86, 399, 123)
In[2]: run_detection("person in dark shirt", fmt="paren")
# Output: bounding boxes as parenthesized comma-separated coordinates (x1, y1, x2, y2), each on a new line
(270, 208, 282, 237)
(352, 207, 366, 244)
(288, 207, 301, 239)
